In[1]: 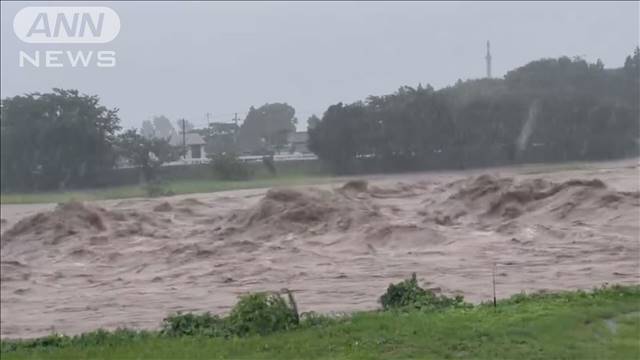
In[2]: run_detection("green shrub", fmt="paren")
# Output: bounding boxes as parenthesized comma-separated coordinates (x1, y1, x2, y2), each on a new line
(380, 273, 426, 310)
(380, 273, 470, 311)
(160, 312, 229, 337)
(228, 292, 299, 336)
(210, 153, 253, 180)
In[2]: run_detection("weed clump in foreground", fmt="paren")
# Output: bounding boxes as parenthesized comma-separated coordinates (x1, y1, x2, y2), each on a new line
(228, 292, 298, 336)
(160, 312, 229, 337)
(0, 329, 155, 353)
(494, 283, 640, 306)
(380, 273, 469, 311)
(161, 290, 304, 337)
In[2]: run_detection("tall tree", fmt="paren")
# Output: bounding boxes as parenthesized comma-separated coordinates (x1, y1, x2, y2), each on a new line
(1, 89, 121, 191)
(152, 115, 177, 140)
(307, 114, 321, 129)
(308, 103, 365, 173)
(140, 120, 156, 139)
(115, 129, 178, 182)
(237, 103, 297, 154)
(199, 122, 239, 155)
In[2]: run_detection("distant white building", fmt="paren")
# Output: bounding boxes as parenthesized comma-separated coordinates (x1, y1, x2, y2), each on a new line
(168, 132, 207, 164)
(161, 130, 318, 167)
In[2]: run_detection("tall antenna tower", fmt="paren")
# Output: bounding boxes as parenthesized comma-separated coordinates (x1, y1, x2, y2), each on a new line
(486, 40, 492, 78)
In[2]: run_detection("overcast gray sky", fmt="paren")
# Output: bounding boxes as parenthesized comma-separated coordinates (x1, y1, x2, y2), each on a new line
(1, 1, 638, 130)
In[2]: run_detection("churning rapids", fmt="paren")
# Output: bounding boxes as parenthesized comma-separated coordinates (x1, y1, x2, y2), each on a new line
(1, 160, 638, 338)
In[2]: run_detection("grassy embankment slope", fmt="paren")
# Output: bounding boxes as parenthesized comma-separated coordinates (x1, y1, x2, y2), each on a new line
(0, 159, 610, 205)
(0, 175, 335, 204)
(1, 158, 333, 204)
(2, 286, 639, 360)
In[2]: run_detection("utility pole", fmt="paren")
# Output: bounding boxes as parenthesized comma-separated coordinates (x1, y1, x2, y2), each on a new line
(486, 40, 492, 78)
(233, 112, 239, 145)
(206, 112, 211, 127)
(181, 118, 186, 159)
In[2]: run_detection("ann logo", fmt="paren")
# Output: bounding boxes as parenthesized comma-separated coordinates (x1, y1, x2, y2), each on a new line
(14, 7, 120, 44)
(27, 12, 105, 38)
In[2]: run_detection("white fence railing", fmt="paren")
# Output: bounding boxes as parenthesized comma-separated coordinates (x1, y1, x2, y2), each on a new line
(160, 153, 318, 167)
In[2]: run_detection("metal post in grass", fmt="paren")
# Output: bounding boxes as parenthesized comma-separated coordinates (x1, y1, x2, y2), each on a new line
(492, 262, 497, 309)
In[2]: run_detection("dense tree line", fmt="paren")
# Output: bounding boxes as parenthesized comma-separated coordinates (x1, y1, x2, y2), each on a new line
(309, 49, 640, 173)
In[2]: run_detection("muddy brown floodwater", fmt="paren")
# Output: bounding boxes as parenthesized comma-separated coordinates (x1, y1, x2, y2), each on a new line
(1, 160, 639, 338)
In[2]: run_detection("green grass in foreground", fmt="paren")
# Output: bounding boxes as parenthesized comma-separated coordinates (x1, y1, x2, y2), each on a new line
(2, 286, 639, 360)
(0, 175, 335, 204)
